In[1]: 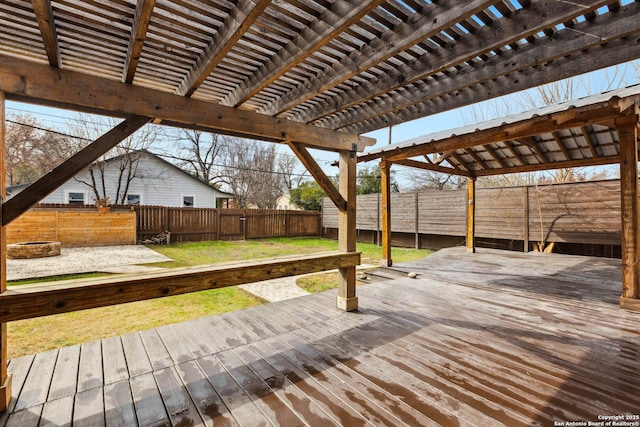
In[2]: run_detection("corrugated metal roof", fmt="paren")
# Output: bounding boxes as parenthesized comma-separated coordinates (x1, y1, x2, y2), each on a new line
(363, 84, 640, 158)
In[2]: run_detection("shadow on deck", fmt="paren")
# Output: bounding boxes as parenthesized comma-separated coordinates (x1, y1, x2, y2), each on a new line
(2, 247, 639, 426)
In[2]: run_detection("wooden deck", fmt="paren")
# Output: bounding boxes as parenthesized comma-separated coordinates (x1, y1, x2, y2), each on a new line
(1, 247, 638, 426)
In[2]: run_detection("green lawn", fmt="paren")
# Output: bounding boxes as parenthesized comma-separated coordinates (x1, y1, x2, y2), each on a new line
(149, 236, 432, 267)
(7, 237, 432, 359)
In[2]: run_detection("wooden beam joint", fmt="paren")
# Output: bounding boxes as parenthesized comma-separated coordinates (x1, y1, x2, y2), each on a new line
(287, 142, 346, 211)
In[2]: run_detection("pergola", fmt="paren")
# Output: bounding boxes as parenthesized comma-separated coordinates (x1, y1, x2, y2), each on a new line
(0, 0, 639, 413)
(359, 85, 640, 313)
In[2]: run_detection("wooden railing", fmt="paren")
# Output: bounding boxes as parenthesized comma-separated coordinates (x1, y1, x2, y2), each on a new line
(0, 252, 360, 323)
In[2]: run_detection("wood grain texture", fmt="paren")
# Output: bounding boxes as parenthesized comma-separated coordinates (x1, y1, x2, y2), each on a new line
(0, 252, 360, 322)
(324, 179, 628, 247)
(0, 55, 374, 152)
(6, 211, 136, 247)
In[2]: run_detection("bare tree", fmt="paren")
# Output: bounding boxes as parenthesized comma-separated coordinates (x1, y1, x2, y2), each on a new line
(405, 169, 463, 191)
(278, 152, 305, 192)
(68, 114, 158, 204)
(158, 129, 223, 185)
(5, 114, 75, 185)
(218, 138, 293, 208)
(465, 69, 632, 188)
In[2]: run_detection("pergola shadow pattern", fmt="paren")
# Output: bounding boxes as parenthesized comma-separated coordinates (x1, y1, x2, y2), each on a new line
(1, 248, 638, 427)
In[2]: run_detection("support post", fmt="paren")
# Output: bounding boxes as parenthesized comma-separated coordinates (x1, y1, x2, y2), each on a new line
(618, 113, 640, 311)
(337, 149, 358, 311)
(414, 192, 419, 249)
(0, 92, 11, 412)
(523, 186, 530, 253)
(466, 176, 476, 253)
(380, 160, 392, 266)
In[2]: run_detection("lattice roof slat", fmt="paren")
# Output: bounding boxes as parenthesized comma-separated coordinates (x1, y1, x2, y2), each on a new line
(0, 0, 636, 158)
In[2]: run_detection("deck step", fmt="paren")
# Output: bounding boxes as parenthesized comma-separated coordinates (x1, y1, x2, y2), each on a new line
(358, 267, 411, 283)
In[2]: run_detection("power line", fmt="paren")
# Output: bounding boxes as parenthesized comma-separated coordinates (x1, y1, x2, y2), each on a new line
(7, 112, 341, 166)
(5, 119, 92, 141)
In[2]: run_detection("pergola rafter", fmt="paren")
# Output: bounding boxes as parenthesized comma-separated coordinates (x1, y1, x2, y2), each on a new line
(259, 0, 497, 116)
(299, 0, 617, 126)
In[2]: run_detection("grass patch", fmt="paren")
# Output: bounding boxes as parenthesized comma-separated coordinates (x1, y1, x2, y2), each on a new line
(8, 237, 432, 358)
(149, 237, 433, 267)
(297, 272, 342, 294)
(7, 287, 260, 359)
(8, 272, 110, 286)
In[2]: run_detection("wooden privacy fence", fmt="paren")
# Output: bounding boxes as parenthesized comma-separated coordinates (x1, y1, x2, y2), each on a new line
(323, 179, 623, 248)
(134, 207, 321, 243)
(7, 210, 136, 247)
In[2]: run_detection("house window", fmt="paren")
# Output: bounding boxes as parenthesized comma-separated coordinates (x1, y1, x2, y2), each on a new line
(68, 192, 85, 205)
(127, 194, 141, 205)
(183, 195, 194, 207)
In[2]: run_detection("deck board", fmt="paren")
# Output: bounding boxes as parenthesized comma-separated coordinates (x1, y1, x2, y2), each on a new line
(47, 345, 79, 401)
(77, 341, 103, 393)
(3, 248, 639, 426)
(103, 380, 136, 427)
(120, 332, 152, 377)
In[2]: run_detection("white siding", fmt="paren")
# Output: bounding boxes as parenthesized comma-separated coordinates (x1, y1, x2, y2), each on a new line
(36, 153, 225, 208)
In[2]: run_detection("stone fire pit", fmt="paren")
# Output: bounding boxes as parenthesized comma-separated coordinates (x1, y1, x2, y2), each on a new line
(7, 241, 62, 259)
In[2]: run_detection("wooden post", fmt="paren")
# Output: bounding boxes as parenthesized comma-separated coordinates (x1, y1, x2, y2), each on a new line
(380, 160, 392, 266)
(466, 176, 476, 253)
(618, 113, 640, 311)
(523, 186, 530, 253)
(414, 192, 419, 249)
(337, 149, 358, 312)
(0, 92, 11, 412)
(376, 193, 380, 246)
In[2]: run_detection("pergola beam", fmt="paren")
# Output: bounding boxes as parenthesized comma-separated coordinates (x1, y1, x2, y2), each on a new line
(473, 155, 621, 177)
(177, 0, 269, 97)
(392, 158, 471, 178)
(517, 137, 551, 164)
(260, 0, 496, 116)
(343, 6, 640, 134)
(223, 0, 386, 108)
(360, 104, 623, 164)
(123, 0, 156, 84)
(2, 115, 152, 226)
(287, 142, 346, 212)
(0, 55, 374, 152)
(31, 0, 61, 67)
(505, 142, 528, 166)
(300, 0, 612, 125)
(550, 132, 573, 161)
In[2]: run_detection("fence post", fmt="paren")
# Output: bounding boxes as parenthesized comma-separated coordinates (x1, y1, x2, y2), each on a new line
(163, 207, 169, 234)
(285, 211, 291, 238)
(241, 209, 246, 240)
(216, 209, 221, 241)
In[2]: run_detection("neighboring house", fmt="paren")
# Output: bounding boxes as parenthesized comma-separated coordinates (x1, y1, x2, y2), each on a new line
(7, 151, 234, 208)
(275, 193, 302, 210)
